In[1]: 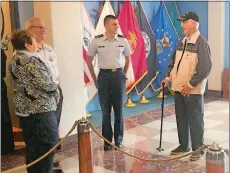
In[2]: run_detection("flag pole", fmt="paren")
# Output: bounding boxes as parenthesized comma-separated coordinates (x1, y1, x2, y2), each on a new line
(157, 84, 165, 152)
(125, 93, 135, 107)
(137, 1, 148, 105)
(157, 90, 167, 98)
(86, 112, 92, 118)
(139, 94, 149, 103)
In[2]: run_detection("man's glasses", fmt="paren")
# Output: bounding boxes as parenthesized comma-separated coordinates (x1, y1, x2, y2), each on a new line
(30, 26, 47, 30)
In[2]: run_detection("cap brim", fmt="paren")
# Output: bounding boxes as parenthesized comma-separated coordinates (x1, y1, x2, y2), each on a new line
(177, 17, 186, 21)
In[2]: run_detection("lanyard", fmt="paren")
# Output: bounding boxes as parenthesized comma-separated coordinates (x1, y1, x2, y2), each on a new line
(176, 39, 188, 74)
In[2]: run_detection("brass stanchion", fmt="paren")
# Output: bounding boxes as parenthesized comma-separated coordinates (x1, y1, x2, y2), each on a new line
(78, 118, 93, 173)
(125, 94, 135, 107)
(139, 94, 149, 103)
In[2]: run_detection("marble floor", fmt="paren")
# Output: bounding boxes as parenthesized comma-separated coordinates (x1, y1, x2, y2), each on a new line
(1, 95, 229, 173)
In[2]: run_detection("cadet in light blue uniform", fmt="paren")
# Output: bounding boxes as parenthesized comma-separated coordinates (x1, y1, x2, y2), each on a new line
(87, 15, 131, 151)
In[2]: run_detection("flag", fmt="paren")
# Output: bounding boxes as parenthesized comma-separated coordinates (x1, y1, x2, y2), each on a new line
(95, 1, 120, 35)
(81, 3, 98, 105)
(118, 1, 147, 94)
(97, 1, 124, 17)
(150, 1, 179, 88)
(95, 1, 135, 91)
(83, 47, 90, 84)
(164, 1, 183, 37)
(134, 1, 158, 94)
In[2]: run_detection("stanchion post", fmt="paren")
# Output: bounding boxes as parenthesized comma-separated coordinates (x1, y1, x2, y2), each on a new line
(77, 119, 93, 173)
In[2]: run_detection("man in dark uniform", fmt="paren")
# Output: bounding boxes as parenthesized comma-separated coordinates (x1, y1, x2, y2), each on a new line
(87, 15, 131, 150)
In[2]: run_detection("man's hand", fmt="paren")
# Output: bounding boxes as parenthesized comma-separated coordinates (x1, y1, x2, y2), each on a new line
(86, 56, 97, 89)
(124, 56, 130, 75)
(161, 78, 170, 88)
(181, 84, 192, 97)
(56, 95, 60, 104)
(58, 81, 61, 88)
(56, 90, 60, 104)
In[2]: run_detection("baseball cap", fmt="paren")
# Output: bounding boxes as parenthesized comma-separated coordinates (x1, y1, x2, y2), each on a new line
(178, 12, 199, 22)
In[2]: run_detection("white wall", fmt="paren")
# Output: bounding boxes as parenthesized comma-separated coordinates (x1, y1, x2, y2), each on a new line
(208, 1, 225, 91)
(34, 2, 85, 138)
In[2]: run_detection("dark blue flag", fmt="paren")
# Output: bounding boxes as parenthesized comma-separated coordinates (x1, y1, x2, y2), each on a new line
(135, 1, 158, 94)
(150, 1, 179, 89)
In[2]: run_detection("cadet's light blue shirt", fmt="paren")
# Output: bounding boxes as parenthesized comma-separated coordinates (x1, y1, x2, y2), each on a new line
(87, 34, 131, 69)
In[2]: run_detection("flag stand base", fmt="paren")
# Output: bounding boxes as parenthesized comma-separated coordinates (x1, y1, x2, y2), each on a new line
(125, 98, 136, 107)
(157, 91, 167, 99)
(139, 95, 149, 104)
(86, 112, 92, 118)
(170, 90, 175, 96)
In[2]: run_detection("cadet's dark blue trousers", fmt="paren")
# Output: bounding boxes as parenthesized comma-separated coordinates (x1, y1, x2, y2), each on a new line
(98, 68, 126, 146)
(19, 111, 58, 173)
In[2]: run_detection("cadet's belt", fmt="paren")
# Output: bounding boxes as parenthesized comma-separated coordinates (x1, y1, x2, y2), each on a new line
(100, 68, 122, 72)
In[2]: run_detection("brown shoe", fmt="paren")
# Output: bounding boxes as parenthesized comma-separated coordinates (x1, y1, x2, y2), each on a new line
(57, 139, 62, 150)
(52, 168, 64, 173)
(190, 151, 204, 161)
(170, 145, 190, 155)
(53, 161, 61, 167)
(53, 161, 63, 173)
(57, 144, 62, 150)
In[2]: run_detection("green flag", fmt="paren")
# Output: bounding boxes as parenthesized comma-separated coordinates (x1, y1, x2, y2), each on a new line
(165, 1, 183, 38)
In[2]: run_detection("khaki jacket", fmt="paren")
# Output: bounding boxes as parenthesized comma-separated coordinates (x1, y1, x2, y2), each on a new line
(167, 31, 212, 95)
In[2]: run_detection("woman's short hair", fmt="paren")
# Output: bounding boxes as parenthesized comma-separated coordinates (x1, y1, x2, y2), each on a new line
(11, 29, 34, 50)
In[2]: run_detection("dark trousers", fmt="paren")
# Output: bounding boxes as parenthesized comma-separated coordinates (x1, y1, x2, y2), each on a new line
(98, 69, 126, 145)
(175, 92, 204, 151)
(19, 111, 59, 173)
(56, 86, 63, 127)
(1, 80, 14, 155)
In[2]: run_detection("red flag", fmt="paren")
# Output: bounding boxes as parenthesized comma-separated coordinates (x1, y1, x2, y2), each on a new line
(118, 1, 147, 93)
(82, 46, 90, 84)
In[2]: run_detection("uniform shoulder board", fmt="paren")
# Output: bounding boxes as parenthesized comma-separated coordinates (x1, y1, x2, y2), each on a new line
(95, 34, 103, 38)
(118, 34, 125, 38)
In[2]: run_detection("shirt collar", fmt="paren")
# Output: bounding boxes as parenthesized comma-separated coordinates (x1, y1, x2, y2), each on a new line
(102, 33, 119, 41)
(15, 50, 38, 57)
(36, 42, 49, 52)
(182, 30, 200, 44)
(37, 41, 48, 49)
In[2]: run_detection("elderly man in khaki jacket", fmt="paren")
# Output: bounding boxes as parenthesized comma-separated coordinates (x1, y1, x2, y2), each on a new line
(162, 12, 212, 161)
